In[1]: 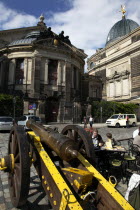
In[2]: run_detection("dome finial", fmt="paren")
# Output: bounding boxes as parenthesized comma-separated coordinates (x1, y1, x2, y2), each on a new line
(37, 14, 46, 26)
(39, 14, 45, 23)
(120, 5, 126, 18)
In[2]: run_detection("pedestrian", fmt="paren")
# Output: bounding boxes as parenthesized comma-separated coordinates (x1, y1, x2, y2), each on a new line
(83, 116, 87, 128)
(126, 115, 129, 128)
(89, 115, 94, 128)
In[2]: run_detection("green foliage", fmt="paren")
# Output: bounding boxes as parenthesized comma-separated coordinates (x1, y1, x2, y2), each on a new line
(91, 101, 138, 122)
(0, 94, 23, 117)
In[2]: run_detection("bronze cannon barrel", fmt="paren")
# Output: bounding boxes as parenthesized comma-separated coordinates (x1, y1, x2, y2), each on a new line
(26, 120, 78, 161)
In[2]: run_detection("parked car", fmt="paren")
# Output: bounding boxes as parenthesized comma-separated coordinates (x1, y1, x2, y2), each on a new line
(0, 116, 13, 131)
(17, 115, 42, 130)
(106, 114, 137, 128)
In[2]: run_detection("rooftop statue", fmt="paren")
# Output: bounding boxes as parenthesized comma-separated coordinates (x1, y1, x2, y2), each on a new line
(59, 31, 65, 41)
(120, 5, 126, 17)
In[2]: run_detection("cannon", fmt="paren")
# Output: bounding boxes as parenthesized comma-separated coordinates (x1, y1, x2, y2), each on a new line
(0, 121, 134, 209)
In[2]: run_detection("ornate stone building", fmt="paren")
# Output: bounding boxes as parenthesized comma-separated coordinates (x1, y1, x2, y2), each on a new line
(0, 16, 87, 123)
(87, 10, 140, 109)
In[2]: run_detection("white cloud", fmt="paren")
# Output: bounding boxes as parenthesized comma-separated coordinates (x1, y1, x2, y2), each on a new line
(0, 0, 140, 59)
(47, 0, 140, 57)
(0, 2, 38, 30)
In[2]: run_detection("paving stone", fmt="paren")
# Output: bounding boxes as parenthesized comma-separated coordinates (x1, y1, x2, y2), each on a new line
(3, 188, 9, 193)
(2, 181, 8, 185)
(3, 184, 9, 190)
(0, 195, 5, 203)
(0, 203, 7, 209)
(4, 193, 10, 199)
(6, 202, 14, 209)
(5, 197, 11, 202)
(0, 191, 3, 197)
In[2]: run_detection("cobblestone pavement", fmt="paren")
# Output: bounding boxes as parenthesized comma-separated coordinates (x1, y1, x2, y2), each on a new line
(0, 125, 138, 209)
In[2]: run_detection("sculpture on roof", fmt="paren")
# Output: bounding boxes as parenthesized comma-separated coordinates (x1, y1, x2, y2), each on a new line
(40, 27, 54, 39)
(120, 5, 126, 17)
(59, 31, 65, 41)
(58, 31, 71, 45)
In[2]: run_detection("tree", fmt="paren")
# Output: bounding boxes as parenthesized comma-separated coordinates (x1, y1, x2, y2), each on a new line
(0, 94, 23, 118)
(91, 101, 138, 122)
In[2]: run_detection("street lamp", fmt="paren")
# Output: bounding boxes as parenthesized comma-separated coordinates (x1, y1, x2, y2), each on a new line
(13, 97, 16, 122)
(100, 106, 102, 123)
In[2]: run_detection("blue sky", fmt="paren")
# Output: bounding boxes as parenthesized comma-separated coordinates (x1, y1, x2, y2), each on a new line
(1, 0, 71, 16)
(0, 0, 140, 57)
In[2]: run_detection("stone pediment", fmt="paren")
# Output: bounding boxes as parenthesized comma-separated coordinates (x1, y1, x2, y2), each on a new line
(33, 38, 71, 51)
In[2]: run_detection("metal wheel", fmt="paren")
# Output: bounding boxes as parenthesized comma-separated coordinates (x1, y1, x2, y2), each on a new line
(115, 123, 120, 128)
(8, 126, 30, 207)
(61, 125, 96, 165)
(132, 122, 136, 127)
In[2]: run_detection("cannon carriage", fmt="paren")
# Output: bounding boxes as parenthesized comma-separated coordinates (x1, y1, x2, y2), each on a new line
(0, 121, 134, 210)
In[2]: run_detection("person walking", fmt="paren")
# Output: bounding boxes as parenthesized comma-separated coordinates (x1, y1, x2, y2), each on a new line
(89, 115, 94, 128)
(126, 115, 129, 128)
(83, 116, 87, 128)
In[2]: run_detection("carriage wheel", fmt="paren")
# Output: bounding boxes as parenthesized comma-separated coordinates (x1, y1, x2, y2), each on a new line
(8, 126, 30, 207)
(61, 125, 96, 165)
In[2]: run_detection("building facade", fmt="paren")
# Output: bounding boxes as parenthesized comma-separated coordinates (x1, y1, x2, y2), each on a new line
(87, 12, 140, 114)
(0, 16, 87, 123)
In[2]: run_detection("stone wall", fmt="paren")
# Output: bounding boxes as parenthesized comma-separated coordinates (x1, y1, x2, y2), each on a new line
(131, 55, 140, 97)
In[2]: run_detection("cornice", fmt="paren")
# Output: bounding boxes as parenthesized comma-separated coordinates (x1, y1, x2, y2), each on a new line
(91, 44, 140, 70)
(0, 26, 45, 36)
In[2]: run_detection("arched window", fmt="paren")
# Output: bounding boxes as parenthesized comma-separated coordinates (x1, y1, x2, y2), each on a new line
(90, 62, 95, 69)
(15, 59, 24, 84)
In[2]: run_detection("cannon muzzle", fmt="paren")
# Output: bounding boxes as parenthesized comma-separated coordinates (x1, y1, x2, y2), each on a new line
(26, 120, 78, 161)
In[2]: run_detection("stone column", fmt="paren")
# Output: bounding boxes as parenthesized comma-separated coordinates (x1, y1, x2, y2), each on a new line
(44, 59, 49, 84)
(57, 60, 61, 85)
(24, 58, 28, 85)
(71, 66, 74, 88)
(76, 69, 79, 90)
(30, 56, 41, 98)
(8, 59, 16, 85)
(27, 58, 32, 84)
(62, 61, 66, 85)
(23, 100, 29, 115)
(63, 61, 73, 123)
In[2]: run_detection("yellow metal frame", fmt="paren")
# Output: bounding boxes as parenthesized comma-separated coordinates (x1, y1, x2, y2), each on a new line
(0, 157, 7, 171)
(27, 131, 134, 210)
(0, 154, 14, 171)
(78, 153, 134, 210)
(28, 131, 83, 210)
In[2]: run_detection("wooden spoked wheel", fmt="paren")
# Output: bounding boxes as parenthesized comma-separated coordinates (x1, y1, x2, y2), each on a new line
(61, 125, 96, 165)
(8, 126, 30, 207)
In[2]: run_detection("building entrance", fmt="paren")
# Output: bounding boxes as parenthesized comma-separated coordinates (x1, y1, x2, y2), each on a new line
(45, 97, 59, 122)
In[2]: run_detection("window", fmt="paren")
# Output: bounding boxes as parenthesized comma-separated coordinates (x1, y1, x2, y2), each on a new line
(110, 115, 119, 119)
(0, 117, 13, 122)
(128, 115, 135, 118)
(90, 62, 94, 69)
(122, 79, 129, 95)
(19, 116, 26, 121)
(48, 60, 58, 85)
(15, 59, 24, 84)
(109, 83, 114, 97)
(115, 81, 121, 96)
